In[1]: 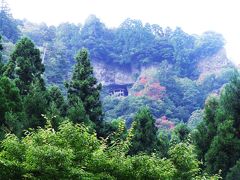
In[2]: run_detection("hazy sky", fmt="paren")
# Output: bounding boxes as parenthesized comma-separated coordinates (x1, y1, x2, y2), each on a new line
(7, 0, 240, 64)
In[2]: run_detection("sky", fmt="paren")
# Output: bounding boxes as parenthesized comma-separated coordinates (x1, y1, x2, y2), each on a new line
(6, 0, 240, 64)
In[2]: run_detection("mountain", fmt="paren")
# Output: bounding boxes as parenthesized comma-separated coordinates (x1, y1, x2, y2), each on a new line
(1, 15, 235, 126)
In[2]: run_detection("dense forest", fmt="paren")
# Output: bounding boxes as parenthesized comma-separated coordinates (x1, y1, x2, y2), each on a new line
(1, 3, 240, 179)
(1, 11, 235, 125)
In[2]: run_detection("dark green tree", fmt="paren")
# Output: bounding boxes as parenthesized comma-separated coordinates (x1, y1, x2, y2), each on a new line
(220, 71, 240, 131)
(226, 159, 240, 180)
(205, 118, 240, 177)
(157, 129, 170, 157)
(193, 71, 240, 178)
(171, 123, 190, 143)
(0, 76, 25, 138)
(66, 49, 102, 128)
(0, 35, 3, 75)
(129, 107, 158, 155)
(4, 37, 45, 95)
(23, 80, 48, 128)
(47, 86, 66, 116)
(193, 95, 219, 162)
(45, 86, 67, 129)
(67, 97, 92, 126)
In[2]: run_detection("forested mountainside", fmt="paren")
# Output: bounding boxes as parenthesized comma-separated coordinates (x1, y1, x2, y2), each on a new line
(1, 14, 235, 125)
(21, 16, 236, 124)
(1, 5, 240, 179)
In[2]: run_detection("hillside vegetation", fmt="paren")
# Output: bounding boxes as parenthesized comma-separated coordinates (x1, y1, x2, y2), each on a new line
(0, 7, 240, 179)
(1, 13, 235, 124)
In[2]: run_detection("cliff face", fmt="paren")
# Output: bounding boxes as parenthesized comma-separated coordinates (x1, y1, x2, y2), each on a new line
(96, 48, 234, 123)
(92, 48, 233, 86)
(197, 48, 234, 82)
(92, 61, 139, 86)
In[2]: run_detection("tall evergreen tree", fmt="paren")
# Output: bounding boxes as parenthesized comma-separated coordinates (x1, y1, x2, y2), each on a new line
(47, 86, 66, 116)
(193, 96, 219, 162)
(66, 49, 102, 128)
(129, 107, 158, 155)
(0, 76, 25, 138)
(193, 71, 240, 178)
(205, 118, 240, 178)
(221, 71, 240, 131)
(23, 80, 48, 128)
(4, 37, 45, 95)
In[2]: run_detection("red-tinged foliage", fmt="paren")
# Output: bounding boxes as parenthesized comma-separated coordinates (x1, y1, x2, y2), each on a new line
(146, 83, 166, 100)
(149, 83, 166, 91)
(139, 76, 148, 84)
(135, 91, 144, 97)
(155, 116, 175, 130)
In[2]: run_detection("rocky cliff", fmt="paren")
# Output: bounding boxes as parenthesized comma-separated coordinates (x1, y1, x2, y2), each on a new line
(197, 48, 234, 82)
(92, 61, 139, 86)
(93, 48, 234, 87)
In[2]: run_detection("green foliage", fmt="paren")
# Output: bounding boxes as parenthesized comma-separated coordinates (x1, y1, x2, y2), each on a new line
(66, 97, 92, 126)
(129, 107, 158, 155)
(47, 86, 66, 116)
(0, 76, 24, 137)
(169, 142, 200, 180)
(194, 71, 240, 178)
(15, 16, 230, 126)
(23, 81, 48, 128)
(205, 118, 240, 177)
(129, 154, 176, 179)
(0, 121, 100, 179)
(220, 71, 240, 129)
(19, 16, 226, 90)
(45, 103, 64, 130)
(157, 129, 170, 157)
(171, 123, 190, 144)
(5, 37, 45, 95)
(0, 35, 3, 74)
(193, 95, 220, 162)
(66, 49, 102, 129)
(0, 14, 234, 179)
(226, 159, 240, 180)
(0, 120, 218, 179)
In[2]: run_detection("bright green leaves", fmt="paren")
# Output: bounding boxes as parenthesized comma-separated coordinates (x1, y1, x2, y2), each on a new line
(169, 142, 200, 180)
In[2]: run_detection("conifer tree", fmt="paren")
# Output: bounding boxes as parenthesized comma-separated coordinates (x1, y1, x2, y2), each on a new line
(0, 76, 25, 138)
(47, 86, 66, 116)
(193, 71, 240, 178)
(205, 118, 240, 177)
(193, 96, 219, 162)
(23, 80, 48, 128)
(129, 107, 158, 155)
(66, 49, 102, 128)
(4, 37, 45, 95)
